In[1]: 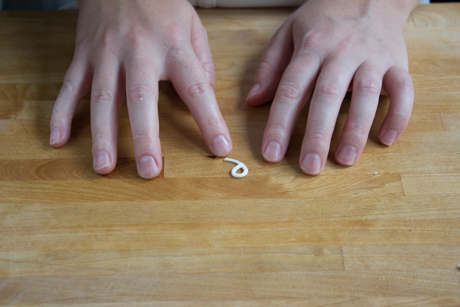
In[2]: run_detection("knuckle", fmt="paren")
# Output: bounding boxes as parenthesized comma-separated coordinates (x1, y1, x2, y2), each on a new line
(315, 80, 341, 97)
(277, 82, 303, 101)
(75, 35, 88, 48)
(127, 26, 149, 46)
(194, 25, 208, 41)
(100, 31, 117, 50)
(91, 87, 114, 103)
(395, 75, 414, 92)
(51, 104, 64, 118)
(202, 61, 215, 76)
(302, 33, 323, 50)
(166, 45, 185, 64)
(187, 81, 211, 99)
(60, 80, 74, 93)
(75, 37, 92, 53)
(92, 132, 113, 148)
(98, 31, 122, 59)
(344, 120, 369, 137)
(300, 32, 324, 56)
(355, 78, 381, 95)
(257, 58, 283, 77)
(257, 60, 275, 74)
(133, 133, 158, 145)
(392, 109, 411, 122)
(306, 128, 331, 143)
(269, 122, 288, 135)
(337, 39, 354, 53)
(204, 115, 221, 127)
(166, 25, 187, 48)
(200, 26, 209, 40)
(128, 84, 153, 102)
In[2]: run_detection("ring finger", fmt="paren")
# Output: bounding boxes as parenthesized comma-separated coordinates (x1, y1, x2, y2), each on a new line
(335, 62, 385, 166)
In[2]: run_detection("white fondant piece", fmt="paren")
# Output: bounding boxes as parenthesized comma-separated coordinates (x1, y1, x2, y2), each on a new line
(224, 158, 248, 178)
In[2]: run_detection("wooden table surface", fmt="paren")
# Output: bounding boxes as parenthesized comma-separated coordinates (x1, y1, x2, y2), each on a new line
(1, 4, 460, 306)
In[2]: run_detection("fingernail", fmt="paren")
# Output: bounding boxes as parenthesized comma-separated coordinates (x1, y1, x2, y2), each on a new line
(380, 129, 398, 146)
(301, 153, 321, 175)
(246, 83, 260, 100)
(94, 150, 111, 171)
(49, 127, 60, 145)
(263, 141, 281, 162)
(211, 135, 231, 157)
(138, 155, 159, 179)
(336, 145, 357, 166)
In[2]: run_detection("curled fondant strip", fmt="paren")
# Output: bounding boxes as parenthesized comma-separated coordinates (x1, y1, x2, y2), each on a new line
(224, 158, 248, 178)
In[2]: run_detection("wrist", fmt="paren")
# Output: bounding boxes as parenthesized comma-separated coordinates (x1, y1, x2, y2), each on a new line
(370, 0, 420, 29)
(393, 0, 420, 19)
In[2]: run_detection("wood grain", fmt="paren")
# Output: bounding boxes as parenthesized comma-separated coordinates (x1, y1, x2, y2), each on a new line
(0, 5, 460, 306)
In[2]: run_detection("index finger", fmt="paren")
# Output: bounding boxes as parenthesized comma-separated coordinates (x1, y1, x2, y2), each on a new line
(167, 47, 232, 157)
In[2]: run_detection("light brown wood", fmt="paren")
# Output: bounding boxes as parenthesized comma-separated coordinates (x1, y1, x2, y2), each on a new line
(1, 4, 460, 306)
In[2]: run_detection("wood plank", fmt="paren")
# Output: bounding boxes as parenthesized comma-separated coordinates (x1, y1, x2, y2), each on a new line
(1, 298, 457, 307)
(0, 271, 458, 305)
(342, 244, 460, 271)
(1, 298, 460, 307)
(1, 225, 458, 252)
(1, 225, 459, 255)
(0, 246, 344, 277)
(1, 195, 459, 254)
(165, 152, 460, 178)
(412, 4, 460, 28)
(441, 113, 460, 131)
(395, 132, 460, 153)
(0, 174, 404, 204)
(401, 173, 460, 195)
(1, 196, 458, 228)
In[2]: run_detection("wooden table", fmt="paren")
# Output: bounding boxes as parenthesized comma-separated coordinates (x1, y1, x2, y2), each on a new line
(1, 4, 459, 306)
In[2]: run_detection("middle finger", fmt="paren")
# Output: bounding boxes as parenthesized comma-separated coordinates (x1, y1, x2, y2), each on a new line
(90, 52, 124, 175)
(125, 52, 162, 179)
(300, 58, 358, 175)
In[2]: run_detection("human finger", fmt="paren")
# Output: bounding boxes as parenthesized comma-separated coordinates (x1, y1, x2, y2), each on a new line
(261, 52, 321, 163)
(168, 47, 232, 157)
(90, 53, 124, 175)
(50, 54, 92, 147)
(190, 13, 215, 87)
(335, 62, 384, 166)
(378, 66, 414, 146)
(125, 54, 162, 179)
(246, 20, 294, 106)
(300, 59, 358, 175)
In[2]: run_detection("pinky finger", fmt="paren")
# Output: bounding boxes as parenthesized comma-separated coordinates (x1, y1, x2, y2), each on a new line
(379, 67, 414, 146)
(49, 54, 92, 147)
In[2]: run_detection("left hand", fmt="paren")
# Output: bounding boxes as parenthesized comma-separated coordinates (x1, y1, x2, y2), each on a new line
(246, 0, 417, 175)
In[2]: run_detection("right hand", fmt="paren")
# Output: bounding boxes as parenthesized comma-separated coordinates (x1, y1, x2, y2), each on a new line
(49, 0, 232, 179)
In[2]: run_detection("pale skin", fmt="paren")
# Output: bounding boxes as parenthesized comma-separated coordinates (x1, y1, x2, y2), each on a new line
(50, 0, 419, 178)
(50, 0, 232, 179)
